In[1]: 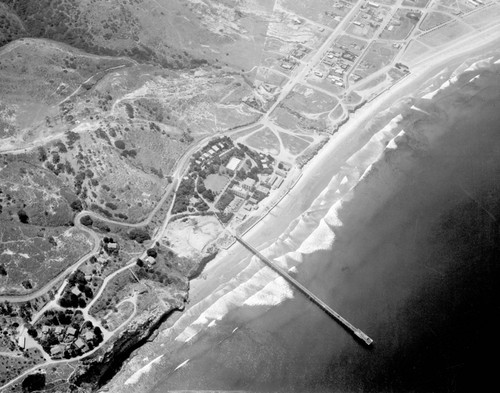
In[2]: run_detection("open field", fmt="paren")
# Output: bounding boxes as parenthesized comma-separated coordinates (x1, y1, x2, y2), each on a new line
(399, 39, 432, 64)
(278, 132, 312, 156)
(105, 301, 135, 332)
(278, 0, 354, 28)
(418, 21, 473, 47)
(204, 174, 229, 194)
(283, 84, 339, 115)
(402, 0, 431, 7)
(243, 128, 281, 155)
(0, 348, 45, 385)
(380, 9, 422, 41)
(462, 4, 500, 30)
(270, 105, 328, 134)
(255, 67, 289, 87)
(419, 11, 453, 31)
(354, 41, 400, 78)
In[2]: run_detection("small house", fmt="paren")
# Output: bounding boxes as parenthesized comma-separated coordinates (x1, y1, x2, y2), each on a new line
(50, 345, 64, 358)
(71, 287, 82, 297)
(55, 326, 65, 336)
(145, 256, 156, 266)
(74, 338, 86, 350)
(84, 331, 95, 342)
(107, 242, 118, 251)
(66, 327, 77, 337)
(41, 325, 50, 334)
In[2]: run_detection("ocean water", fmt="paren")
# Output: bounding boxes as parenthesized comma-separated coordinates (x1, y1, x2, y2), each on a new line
(110, 57, 500, 393)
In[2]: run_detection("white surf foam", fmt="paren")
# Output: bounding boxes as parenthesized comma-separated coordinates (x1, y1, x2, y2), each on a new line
(124, 354, 163, 385)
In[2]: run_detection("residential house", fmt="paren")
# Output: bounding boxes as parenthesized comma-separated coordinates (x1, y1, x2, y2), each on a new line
(84, 331, 95, 342)
(74, 338, 86, 350)
(145, 256, 156, 266)
(71, 287, 82, 297)
(50, 345, 64, 358)
(66, 327, 77, 338)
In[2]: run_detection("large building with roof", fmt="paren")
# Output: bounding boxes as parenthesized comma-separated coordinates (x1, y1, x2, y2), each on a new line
(223, 157, 242, 176)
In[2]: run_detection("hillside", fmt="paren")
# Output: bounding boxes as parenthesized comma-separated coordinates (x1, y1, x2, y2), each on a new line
(0, 0, 274, 71)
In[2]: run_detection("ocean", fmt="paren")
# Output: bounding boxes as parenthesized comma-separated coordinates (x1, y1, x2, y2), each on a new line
(109, 56, 500, 393)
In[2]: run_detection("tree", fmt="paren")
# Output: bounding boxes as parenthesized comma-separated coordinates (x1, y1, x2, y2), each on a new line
(0, 264, 6, 276)
(18, 209, 29, 224)
(136, 258, 144, 267)
(80, 215, 93, 226)
(128, 228, 151, 243)
(147, 249, 157, 258)
(21, 373, 46, 392)
(70, 200, 83, 212)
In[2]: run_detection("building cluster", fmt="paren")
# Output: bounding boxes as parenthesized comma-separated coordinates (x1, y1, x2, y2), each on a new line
(350, 1, 386, 35)
(318, 40, 364, 87)
(227, 159, 292, 223)
(41, 324, 98, 359)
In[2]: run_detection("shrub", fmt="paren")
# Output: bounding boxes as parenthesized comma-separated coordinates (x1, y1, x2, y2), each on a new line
(128, 228, 150, 243)
(146, 248, 157, 258)
(70, 200, 83, 211)
(80, 215, 93, 226)
(114, 140, 126, 149)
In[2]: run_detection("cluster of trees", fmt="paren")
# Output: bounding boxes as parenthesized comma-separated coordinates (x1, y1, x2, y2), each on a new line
(128, 228, 151, 243)
(217, 211, 234, 224)
(172, 177, 195, 214)
(215, 192, 234, 211)
(80, 215, 93, 226)
(196, 178, 215, 202)
(59, 270, 93, 308)
(17, 208, 29, 224)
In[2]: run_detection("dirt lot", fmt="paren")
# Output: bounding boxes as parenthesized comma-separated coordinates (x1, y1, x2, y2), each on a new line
(163, 216, 222, 259)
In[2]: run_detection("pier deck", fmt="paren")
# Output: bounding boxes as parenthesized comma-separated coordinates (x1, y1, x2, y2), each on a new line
(235, 235, 373, 346)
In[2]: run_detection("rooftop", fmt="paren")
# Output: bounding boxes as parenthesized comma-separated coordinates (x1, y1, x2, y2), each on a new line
(226, 157, 242, 171)
(242, 177, 256, 188)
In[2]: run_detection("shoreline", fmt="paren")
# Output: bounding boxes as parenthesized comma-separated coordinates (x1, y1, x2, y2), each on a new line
(157, 26, 500, 344)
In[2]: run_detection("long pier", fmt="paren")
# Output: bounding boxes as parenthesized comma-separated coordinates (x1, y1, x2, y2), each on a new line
(235, 235, 373, 346)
